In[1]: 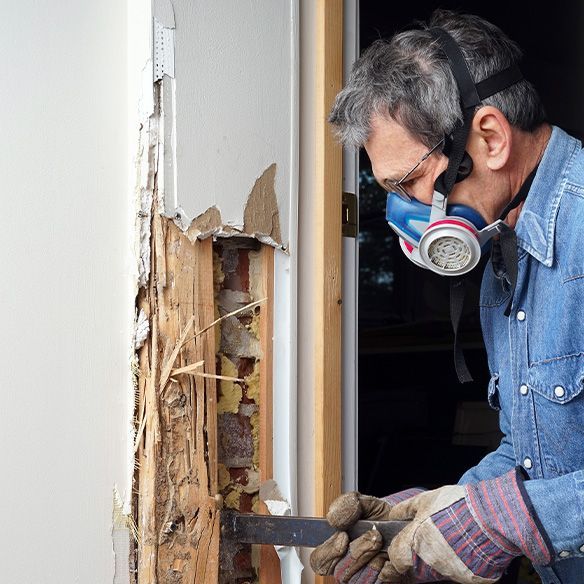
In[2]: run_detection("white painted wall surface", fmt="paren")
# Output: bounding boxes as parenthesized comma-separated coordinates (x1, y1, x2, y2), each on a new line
(0, 2, 132, 583)
(159, 0, 297, 248)
(297, 1, 317, 580)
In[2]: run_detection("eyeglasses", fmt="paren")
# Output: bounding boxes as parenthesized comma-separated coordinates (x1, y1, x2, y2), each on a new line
(386, 138, 445, 201)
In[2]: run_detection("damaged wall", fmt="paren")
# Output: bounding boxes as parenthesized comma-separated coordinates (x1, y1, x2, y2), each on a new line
(154, 0, 298, 249)
(134, 214, 277, 583)
(133, 1, 301, 582)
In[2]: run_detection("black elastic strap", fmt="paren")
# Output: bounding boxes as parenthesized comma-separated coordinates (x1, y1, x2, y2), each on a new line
(429, 28, 524, 202)
(498, 165, 537, 222)
(450, 277, 473, 383)
(427, 27, 525, 383)
(493, 165, 539, 316)
(429, 28, 481, 109)
(499, 226, 519, 316)
(476, 65, 523, 101)
(441, 114, 474, 196)
(429, 28, 479, 199)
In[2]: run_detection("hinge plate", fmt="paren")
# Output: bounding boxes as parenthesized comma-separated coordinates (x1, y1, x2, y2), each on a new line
(342, 192, 358, 238)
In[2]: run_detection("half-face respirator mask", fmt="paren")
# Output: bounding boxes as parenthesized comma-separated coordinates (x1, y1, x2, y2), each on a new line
(386, 187, 505, 276)
(385, 27, 524, 277)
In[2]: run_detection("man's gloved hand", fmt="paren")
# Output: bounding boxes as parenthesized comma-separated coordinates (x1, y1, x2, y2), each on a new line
(309, 488, 425, 582)
(384, 468, 552, 583)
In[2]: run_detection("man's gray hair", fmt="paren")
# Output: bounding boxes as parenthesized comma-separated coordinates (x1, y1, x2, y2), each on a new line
(329, 10, 546, 148)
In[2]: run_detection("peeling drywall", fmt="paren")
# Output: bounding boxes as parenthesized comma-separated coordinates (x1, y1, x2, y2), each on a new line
(244, 164, 283, 246)
(157, 0, 297, 250)
(135, 84, 158, 289)
(186, 206, 224, 241)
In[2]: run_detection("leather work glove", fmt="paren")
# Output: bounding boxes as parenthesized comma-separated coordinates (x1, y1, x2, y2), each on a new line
(310, 488, 424, 582)
(383, 468, 552, 583)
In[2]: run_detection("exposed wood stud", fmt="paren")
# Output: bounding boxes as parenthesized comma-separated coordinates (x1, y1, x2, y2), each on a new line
(136, 217, 220, 583)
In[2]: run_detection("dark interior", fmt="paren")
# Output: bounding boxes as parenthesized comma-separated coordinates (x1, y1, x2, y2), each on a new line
(357, 3, 584, 582)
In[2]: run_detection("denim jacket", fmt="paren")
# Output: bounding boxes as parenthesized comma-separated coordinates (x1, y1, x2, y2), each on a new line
(458, 126, 584, 584)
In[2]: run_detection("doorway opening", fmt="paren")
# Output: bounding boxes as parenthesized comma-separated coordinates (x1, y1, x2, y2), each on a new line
(357, 2, 584, 582)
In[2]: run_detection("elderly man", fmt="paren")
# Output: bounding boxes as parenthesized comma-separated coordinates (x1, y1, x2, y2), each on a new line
(310, 9, 584, 584)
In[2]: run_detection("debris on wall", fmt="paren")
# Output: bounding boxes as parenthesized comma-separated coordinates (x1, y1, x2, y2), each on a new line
(186, 207, 225, 242)
(113, 488, 135, 584)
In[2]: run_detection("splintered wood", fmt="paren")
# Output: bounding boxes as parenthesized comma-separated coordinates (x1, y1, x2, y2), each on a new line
(135, 217, 220, 583)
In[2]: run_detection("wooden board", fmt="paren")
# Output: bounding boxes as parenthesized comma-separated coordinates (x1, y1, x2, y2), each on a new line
(314, 3, 344, 583)
(135, 218, 220, 583)
(257, 245, 281, 583)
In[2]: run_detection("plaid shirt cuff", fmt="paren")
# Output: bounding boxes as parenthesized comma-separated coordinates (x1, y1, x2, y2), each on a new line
(465, 467, 553, 566)
(382, 487, 426, 507)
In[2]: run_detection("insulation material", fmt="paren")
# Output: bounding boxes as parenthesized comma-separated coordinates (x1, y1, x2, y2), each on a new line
(214, 239, 267, 584)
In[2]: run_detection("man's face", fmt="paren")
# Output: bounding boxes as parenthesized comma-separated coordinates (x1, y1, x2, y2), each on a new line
(364, 113, 447, 206)
(364, 113, 497, 221)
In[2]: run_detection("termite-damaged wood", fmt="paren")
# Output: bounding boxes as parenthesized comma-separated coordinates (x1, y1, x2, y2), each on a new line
(135, 214, 220, 583)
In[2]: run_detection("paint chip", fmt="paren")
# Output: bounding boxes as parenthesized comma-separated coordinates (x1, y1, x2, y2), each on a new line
(186, 206, 224, 241)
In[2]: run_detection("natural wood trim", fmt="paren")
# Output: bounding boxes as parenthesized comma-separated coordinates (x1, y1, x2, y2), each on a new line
(314, 5, 343, 584)
(258, 245, 281, 583)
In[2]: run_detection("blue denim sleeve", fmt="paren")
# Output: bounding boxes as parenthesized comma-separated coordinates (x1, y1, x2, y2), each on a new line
(524, 470, 584, 558)
(457, 436, 516, 484)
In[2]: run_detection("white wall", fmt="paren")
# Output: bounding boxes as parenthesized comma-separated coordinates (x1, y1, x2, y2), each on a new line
(0, 2, 132, 583)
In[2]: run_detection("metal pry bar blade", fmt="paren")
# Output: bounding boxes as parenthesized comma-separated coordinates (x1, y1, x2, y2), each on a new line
(220, 510, 409, 548)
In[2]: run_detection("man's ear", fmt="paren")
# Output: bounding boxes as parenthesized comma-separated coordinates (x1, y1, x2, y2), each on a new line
(471, 106, 512, 171)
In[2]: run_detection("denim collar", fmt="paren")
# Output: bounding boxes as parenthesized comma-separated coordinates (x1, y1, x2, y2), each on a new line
(514, 126, 582, 266)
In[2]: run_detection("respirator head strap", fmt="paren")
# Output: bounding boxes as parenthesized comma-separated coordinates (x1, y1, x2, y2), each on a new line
(476, 64, 524, 101)
(428, 28, 481, 110)
(429, 27, 480, 199)
(428, 28, 524, 200)
(450, 277, 473, 383)
(425, 27, 525, 383)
